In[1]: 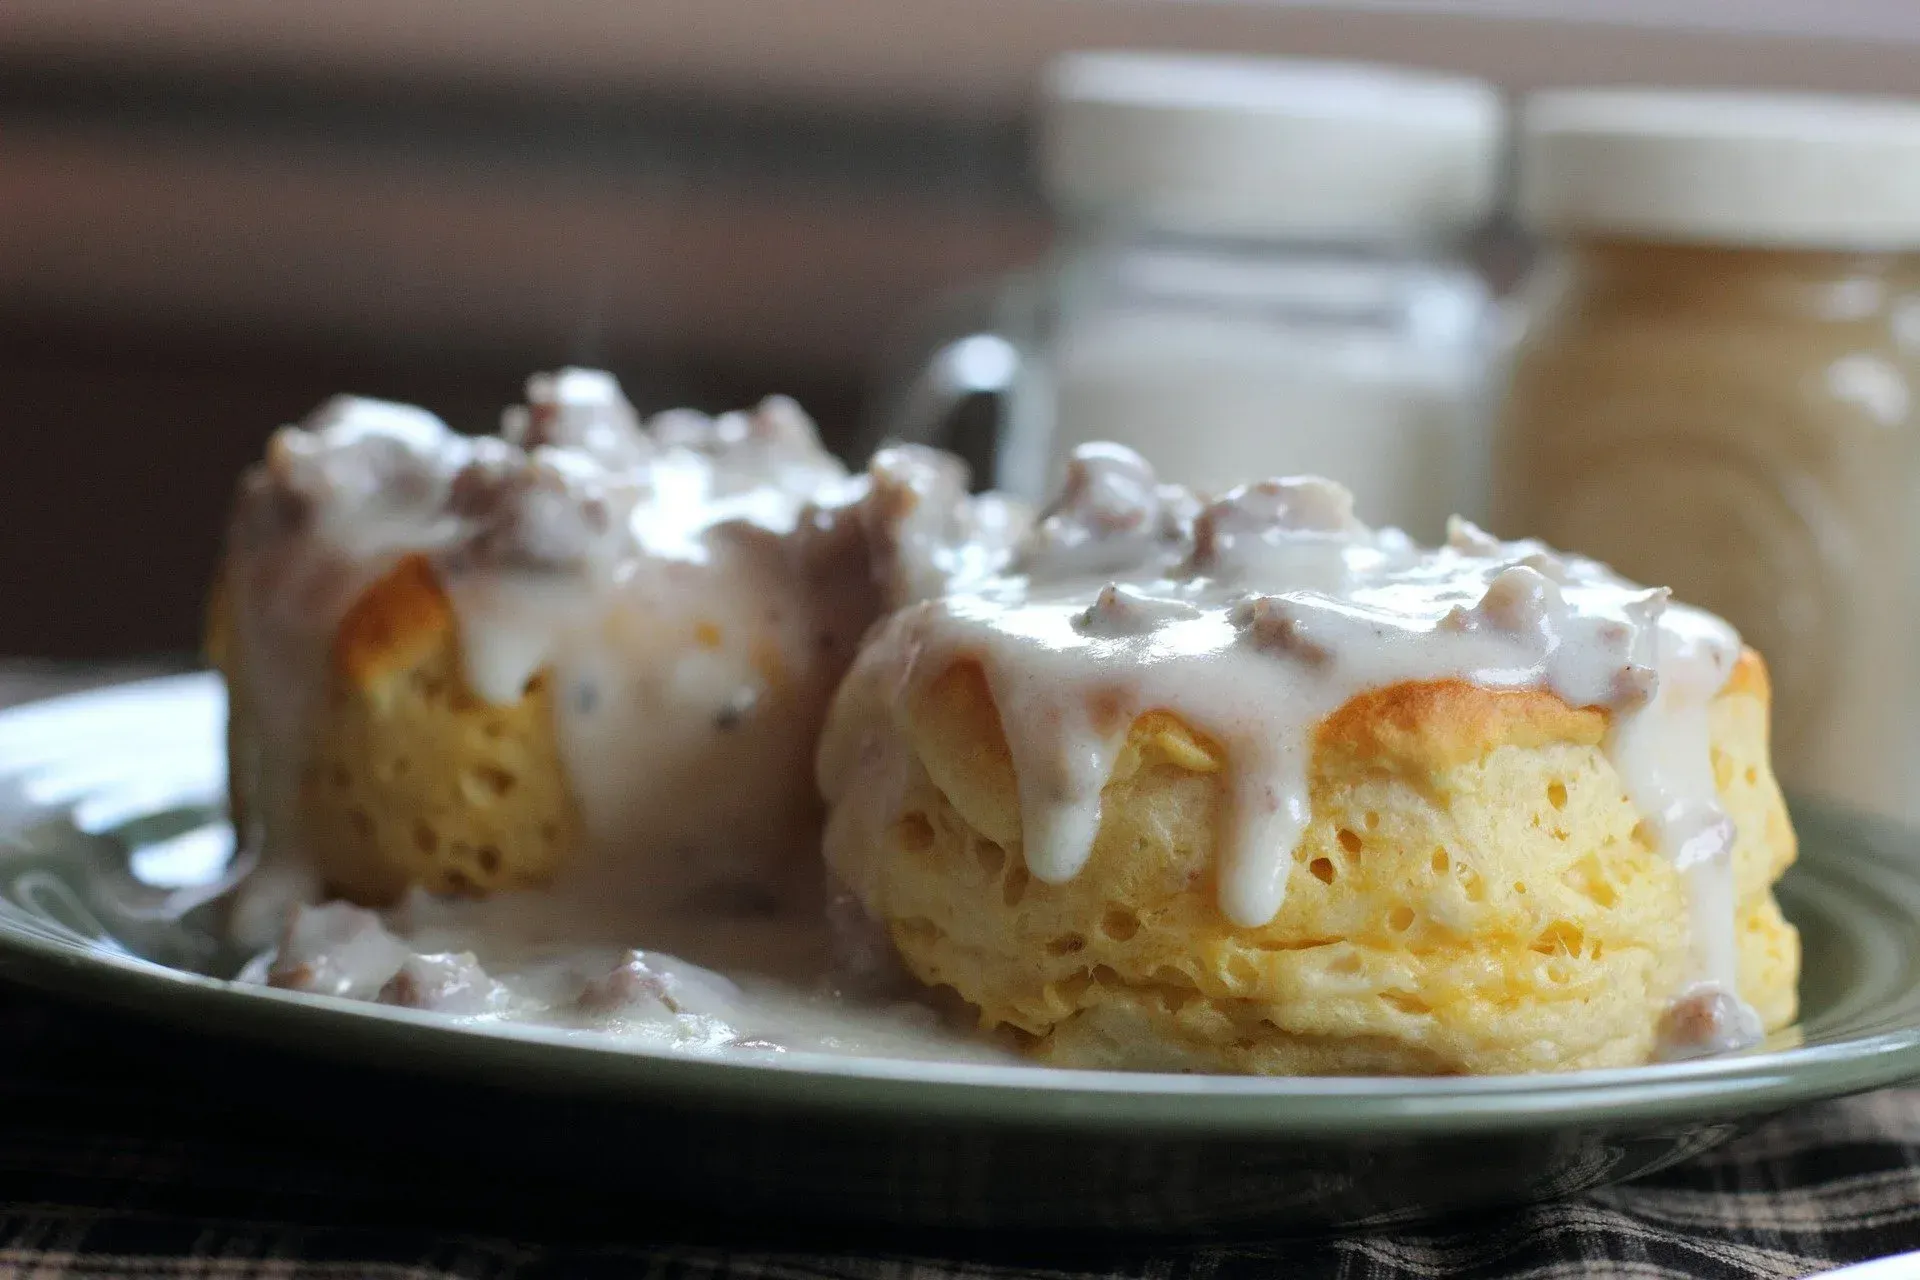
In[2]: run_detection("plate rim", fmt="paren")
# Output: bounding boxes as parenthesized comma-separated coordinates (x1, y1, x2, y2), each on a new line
(1, 672, 1917, 1139)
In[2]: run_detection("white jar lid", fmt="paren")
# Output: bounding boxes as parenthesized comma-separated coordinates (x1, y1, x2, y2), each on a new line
(1039, 52, 1504, 240)
(1522, 89, 1920, 249)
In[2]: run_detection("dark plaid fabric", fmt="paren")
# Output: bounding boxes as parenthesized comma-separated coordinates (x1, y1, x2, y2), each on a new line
(0, 668, 1915, 1278)
(0, 983, 1914, 1279)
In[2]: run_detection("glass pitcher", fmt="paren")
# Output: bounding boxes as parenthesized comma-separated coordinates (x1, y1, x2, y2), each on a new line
(874, 52, 1505, 540)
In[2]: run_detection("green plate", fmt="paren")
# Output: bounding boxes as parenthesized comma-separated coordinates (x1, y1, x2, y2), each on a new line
(0, 673, 1916, 1233)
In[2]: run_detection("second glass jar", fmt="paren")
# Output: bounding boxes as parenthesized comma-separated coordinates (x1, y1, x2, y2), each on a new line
(1496, 89, 1920, 820)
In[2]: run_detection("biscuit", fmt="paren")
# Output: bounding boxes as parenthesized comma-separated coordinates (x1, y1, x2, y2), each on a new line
(214, 371, 1021, 919)
(827, 655, 1794, 1074)
(817, 447, 1799, 1074)
(216, 554, 580, 903)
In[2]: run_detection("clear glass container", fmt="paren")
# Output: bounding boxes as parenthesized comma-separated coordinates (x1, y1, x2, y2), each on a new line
(1499, 86, 1920, 821)
(997, 223, 1493, 537)
(875, 53, 1503, 540)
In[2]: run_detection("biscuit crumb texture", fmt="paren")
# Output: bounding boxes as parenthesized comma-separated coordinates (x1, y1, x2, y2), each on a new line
(219, 555, 581, 904)
(830, 654, 1798, 1074)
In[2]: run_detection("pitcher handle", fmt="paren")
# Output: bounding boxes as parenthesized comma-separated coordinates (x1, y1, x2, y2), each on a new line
(864, 275, 1043, 491)
(890, 331, 1021, 444)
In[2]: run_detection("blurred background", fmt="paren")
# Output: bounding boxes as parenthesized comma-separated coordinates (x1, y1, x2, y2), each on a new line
(4, 0, 1920, 660)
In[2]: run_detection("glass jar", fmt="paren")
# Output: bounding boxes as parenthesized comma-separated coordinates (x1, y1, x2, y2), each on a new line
(1494, 90, 1920, 820)
(880, 54, 1503, 540)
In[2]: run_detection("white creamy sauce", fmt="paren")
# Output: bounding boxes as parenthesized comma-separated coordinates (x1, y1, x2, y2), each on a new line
(825, 443, 1762, 1056)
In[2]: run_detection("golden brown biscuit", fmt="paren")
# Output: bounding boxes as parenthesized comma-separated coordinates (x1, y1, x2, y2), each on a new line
(819, 445, 1798, 1074)
(825, 651, 1796, 1074)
